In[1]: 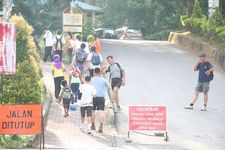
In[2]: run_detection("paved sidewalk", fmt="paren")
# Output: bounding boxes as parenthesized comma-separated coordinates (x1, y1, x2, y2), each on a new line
(40, 61, 117, 149)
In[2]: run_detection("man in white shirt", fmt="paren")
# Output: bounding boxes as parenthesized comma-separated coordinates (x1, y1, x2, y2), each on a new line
(87, 46, 103, 77)
(43, 28, 53, 62)
(79, 76, 96, 134)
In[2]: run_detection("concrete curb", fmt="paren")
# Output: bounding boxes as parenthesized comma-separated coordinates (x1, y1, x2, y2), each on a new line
(26, 90, 52, 148)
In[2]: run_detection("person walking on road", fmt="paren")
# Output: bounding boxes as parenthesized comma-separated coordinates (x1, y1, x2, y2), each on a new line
(104, 56, 125, 111)
(43, 27, 53, 62)
(58, 80, 73, 117)
(72, 43, 89, 78)
(51, 54, 66, 100)
(53, 30, 65, 60)
(93, 34, 101, 54)
(184, 52, 214, 111)
(87, 46, 103, 77)
(79, 76, 97, 134)
(91, 68, 111, 133)
(65, 32, 75, 64)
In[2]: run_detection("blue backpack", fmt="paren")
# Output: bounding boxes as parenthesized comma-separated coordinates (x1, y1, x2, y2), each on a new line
(91, 52, 101, 65)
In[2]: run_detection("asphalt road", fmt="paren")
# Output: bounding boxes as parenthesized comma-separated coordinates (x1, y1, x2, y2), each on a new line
(101, 39, 225, 150)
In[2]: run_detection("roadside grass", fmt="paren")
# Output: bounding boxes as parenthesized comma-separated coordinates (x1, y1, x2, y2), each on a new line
(0, 135, 30, 149)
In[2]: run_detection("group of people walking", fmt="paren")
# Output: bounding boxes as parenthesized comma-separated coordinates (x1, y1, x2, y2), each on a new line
(43, 28, 125, 134)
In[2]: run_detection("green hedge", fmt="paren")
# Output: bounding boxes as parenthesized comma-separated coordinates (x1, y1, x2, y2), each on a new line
(1, 15, 44, 104)
(181, 0, 225, 44)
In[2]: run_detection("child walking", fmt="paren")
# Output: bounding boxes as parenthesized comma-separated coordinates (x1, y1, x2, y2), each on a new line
(79, 76, 96, 134)
(59, 80, 73, 117)
(69, 66, 82, 103)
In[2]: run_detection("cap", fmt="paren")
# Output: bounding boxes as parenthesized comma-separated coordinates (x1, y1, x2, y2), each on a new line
(199, 52, 206, 57)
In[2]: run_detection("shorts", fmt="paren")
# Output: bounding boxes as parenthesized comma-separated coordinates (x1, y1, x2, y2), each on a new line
(195, 82, 210, 93)
(111, 78, 122, 90)
(93, 97, 105, 111)
(63, 98, 70, 109)
(90, 69, 94, 77)
(80, 106, 92, 118)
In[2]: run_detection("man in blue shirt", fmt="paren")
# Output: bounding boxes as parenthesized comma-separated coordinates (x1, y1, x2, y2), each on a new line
(185, 52, 214, 111)
(91, 67, 111, 132)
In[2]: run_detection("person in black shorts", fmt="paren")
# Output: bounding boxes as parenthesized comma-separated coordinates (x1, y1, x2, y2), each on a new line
(91, 68, 111, 132)
(104, 56, 125, 111)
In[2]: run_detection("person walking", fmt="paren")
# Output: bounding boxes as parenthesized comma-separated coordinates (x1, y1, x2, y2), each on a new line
(184, 52, 214, 111)
(58, 80, 73, 117)
(87, 46, 103, 77)
(51, 54, 66, 100)
(53, 30, 65, 60)
(72, 43, 89, 78)
(91, 68, 111, 133)
(93, 34, 101, 54)
(79, 76, 97, 134)
(65, 32, 75, 64)
(74, 34, 81, 51)
(43, 27, 53, 62)
(69, 67, 82, 103)
(104, 56, 125, 111)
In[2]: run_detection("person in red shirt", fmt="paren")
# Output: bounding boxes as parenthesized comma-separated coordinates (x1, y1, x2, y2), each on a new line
(93, 34, 101, 54)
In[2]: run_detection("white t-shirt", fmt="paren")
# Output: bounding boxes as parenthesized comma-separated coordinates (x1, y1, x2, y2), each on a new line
(79, 84, 96, 107)
(74, 40, 81, 50)
(43, 30, 53, 47)
(87, 53, 103, 69)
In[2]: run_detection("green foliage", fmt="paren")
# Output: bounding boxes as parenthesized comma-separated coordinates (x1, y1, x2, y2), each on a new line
(191, 0, 205, 18)
(0, 135, 29, 149)
(145, 30, 171, 41)
(208, 8, 224, 26)
(87, 34, 94, 44)
(1, 15, 44, 104)
(0, 0, 3, 10)
(182, 0, 225, 45)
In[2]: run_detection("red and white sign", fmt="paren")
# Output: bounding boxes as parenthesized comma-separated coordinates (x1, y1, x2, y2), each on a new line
(0, 22, 16, 75)
(129, 106, 166, 131)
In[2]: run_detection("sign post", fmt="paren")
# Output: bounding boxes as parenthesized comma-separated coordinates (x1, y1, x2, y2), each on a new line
(128, 106, 168, 142)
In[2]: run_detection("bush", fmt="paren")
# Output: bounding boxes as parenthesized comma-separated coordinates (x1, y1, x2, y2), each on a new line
(191, 0, 205, 19)
(181, 15, 191, 29)
(144, 30, 171, 40)
(1, 15, 44, 104)
(208, 8, 224, 26)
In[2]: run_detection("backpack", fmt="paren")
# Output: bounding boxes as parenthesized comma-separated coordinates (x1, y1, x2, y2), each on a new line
(91, 52, 101, 66)
(206, 62, 214, 82)
(55, 36, 63, 50)
(76, 49, 86, 63)
(61, 87, 72, 99)
(108, 63, 123, 79)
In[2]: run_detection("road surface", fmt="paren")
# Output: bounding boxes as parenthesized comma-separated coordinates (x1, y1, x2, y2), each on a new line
(101, 39, 225, 150)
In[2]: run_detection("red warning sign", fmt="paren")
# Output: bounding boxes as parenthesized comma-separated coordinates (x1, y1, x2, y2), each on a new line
(129, 106, 166, 131)
(0, 104, 42, 134)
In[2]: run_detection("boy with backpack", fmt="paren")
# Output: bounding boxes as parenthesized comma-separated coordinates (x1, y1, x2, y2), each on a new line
(87, 46, 103, 77)
(72, 43, 89, 79)
(58, 80, 73, 117)
(53, 30, 65, 60)
(79, 76, 96, 134)
(184, 52, 214, 111)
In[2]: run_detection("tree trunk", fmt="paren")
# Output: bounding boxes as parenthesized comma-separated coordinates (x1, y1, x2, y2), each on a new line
(188, 0, 195, 17)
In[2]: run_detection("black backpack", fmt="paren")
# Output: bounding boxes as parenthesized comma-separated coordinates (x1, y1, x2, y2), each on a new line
(55, 36, 63, 50)
(76, 49, 86, 63)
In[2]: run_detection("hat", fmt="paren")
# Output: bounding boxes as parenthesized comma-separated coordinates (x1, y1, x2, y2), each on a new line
(199, 52, 206, 57)
(72, 70, 79, 77)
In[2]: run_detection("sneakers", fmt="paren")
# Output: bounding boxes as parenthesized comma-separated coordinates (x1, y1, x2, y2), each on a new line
(184, 104, 194, 110)
(99, 124, 103, 133)
(201, 105, 207, 111)
(91, 123, 96, 130)
(80, 124, 85, 132)
(87, 128, 91, 134)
